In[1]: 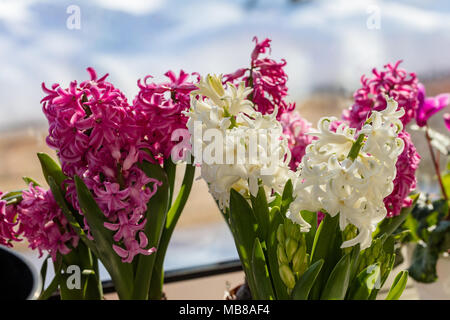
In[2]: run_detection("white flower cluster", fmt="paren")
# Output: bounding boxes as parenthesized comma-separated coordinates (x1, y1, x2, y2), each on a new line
(287, 97, 405, 249)
(185, 74, 295, 209)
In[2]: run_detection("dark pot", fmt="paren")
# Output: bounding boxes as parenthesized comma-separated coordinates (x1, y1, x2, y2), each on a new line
(225, 280, 252, 300)
(0, 246, 42, 300)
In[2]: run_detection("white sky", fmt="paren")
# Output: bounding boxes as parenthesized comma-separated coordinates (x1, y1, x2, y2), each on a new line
(1, 0, 450, 130)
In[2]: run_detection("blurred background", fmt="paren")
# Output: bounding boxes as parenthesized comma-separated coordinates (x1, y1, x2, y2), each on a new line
(1, 0, 450, 292)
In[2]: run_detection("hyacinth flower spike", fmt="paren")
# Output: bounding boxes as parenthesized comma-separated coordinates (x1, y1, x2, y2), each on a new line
(1, 68, 197, 300)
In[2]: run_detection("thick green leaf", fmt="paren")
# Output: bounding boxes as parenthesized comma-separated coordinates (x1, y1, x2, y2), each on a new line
(375, 194, 419, 238)
(229, 189, 258, 267)
(268, 193, 282, 210)
(48, 177, 98, 257)
(280, 179, 293, 216)
(39, 255, 49, 290)
(347, 263, 381, 300)
(385, 271, 408, 300)
(250, 185, 270, 241)
(309, 214, 342, 299)
(321, 253, 352, 300)
(58, 242, 102, 300)
(38, 274, 60, 300)
(302, 211, 317, 254)
(251, 238, 275, 300)
(135, 160, 169, 300)
(408, 242, 439, 283)
(408, 220, 450, 283)
(291, 259, 324, 300)
(164, 158, 176, 207)
(57, 250, 86, 300)
(37, 152, 67, 187)
(266, 212, 289, 299)
(229, 189, 259, 297)
(75, 176, 134, 299)
(149, 162, 195, 299)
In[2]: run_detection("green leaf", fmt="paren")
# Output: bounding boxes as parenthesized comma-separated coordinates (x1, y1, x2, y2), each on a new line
(149, 162, 195, 300)
(268, 193, 282, 209)
(229, 189, 259, 297)
(375, 193, 419, 238)
(369, 253, 395, 300)
(229, 189, 258, 267)
(39, 255, 49, 290)
(22, 176, 40, 186)
(38, 274, 60, 300)
(408, 242, 439, 283)
(301, 211, 317, 254)
(403, 213, 420, 242)
(135, 160, 169, 300)
(280, 179, 293, 216)
(1, 190, 22, 200)
(48, 176, 98, 257)
(320, 253, 352, 300)
(2, 190, 23, 205)
(347, 263, 381, 300)
(309, 214, 342, 299)
(266, 212, 289, 299)
(37, 152, 67, 187)
(251, 238, 275, 300)
(164, 158, 176, 207)
(250, 185, 270, 241)
(409, 220, 450, 283)
(291, 259, 324, 300)
(74, 176, 134, 299)
(385, 271, 408, 300)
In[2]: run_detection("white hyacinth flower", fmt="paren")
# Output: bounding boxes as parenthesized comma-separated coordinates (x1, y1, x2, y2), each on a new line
(185, 74, 295, 210)
(287, 96, 405, 249)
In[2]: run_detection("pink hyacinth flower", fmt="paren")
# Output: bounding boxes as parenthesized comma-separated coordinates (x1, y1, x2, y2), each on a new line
(342, 61, 422, 217)
(343, 61, 419, 129)
(224, 37, 294, 118)
(279, 110, 314, 171)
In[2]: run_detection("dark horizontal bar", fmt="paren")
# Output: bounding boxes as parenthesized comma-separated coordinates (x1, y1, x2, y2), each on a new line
(51, 259, 243, 298)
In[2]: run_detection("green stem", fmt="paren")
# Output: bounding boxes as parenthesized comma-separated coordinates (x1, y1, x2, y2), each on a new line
(347, 134, 366, 161)
(425, 127, 448, 201)
(425, 127, 450, 219)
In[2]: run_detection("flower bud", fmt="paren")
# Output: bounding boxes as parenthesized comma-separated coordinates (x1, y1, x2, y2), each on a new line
(292, 245, 307, 274)
(284, 219, 301, 241)
(276, 224, 285, 244)
(279, 264, 296, 289)
(206, 74, 225, 97)
(277, 244, 289, 265)
(285, 237, 298, 261)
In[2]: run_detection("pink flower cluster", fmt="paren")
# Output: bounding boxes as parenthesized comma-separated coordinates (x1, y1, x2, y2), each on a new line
(0, 185, 79, 260)
(384, 131, 421, 217)
(40, 68, 196, 262)
(0, 192, 20, 248)
(226, 38, 312, 174)
(224, 37, 294, 117)
(341, 61, 421, 217)
(279, 111, 314, 171)
(343, 61, 420, 128)
(134, 70, 198, 163)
